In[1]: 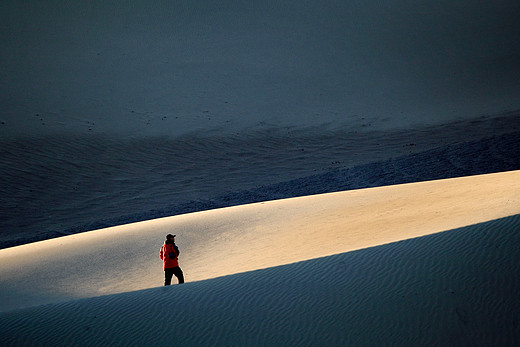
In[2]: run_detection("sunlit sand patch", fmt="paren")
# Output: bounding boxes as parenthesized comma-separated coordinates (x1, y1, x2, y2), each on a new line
(0, 170, 519, 312)
(2, 214, 520, 345)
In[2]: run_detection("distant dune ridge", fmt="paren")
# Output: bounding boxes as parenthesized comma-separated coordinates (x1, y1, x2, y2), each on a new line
(1, 114, 519, 249)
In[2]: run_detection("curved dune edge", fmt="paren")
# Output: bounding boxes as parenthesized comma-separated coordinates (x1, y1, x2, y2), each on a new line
(2, 214, 520, 345)
(0, 170, 519, 313)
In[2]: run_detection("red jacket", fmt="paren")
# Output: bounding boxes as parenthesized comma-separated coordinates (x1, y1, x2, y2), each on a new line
(159, 242, 179, 269)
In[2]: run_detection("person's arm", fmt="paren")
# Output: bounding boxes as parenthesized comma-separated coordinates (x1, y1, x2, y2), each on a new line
(159, 246, 164, 260)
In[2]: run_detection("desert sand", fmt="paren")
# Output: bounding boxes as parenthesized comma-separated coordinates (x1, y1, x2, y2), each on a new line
(1, 0, 520, 345)
(1, 173, 519, 344)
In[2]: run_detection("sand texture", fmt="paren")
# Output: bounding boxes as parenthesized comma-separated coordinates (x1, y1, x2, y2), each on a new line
(1, 170, 518, 314)
(2, 214, 519, 345)
(1, 0, 519, 344)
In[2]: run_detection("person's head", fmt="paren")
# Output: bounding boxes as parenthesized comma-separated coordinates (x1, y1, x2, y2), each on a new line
(166, 234, 176, 241)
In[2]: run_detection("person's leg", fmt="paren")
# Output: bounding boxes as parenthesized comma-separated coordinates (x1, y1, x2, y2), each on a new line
(164, 268, 174, 286)
(172, 266, 184, 284)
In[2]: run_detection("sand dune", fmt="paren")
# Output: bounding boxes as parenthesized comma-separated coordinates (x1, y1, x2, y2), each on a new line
(1, 114, 519, 249)
(2, 214, 519, 345)
(1, 0, 519, 344)
(2, 0, 519, 250)
(1, 170, 518, 314)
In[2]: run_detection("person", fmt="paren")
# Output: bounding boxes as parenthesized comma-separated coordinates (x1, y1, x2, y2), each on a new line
(159, 233, 184, 286)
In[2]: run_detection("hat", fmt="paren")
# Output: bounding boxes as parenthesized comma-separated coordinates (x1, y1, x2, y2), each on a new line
(166, 234, 176, 240)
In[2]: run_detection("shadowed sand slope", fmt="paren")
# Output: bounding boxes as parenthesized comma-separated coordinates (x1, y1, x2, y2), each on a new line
(1, 214, 519, 345)
(2, 1, 519, 138)
(1, 115, 518, 249)
(0, 170, 519, 313)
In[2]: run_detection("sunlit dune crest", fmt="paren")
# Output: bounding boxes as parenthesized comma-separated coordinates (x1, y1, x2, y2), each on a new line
(1, 173, 520, 345)
(1, 170, 518, 313)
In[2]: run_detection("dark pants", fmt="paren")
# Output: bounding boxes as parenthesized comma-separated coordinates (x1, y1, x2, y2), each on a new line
(164, 266, 184, 286)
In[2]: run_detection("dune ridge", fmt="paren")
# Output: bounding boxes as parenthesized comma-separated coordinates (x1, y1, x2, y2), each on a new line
(0, 170, 518, 314)
(2, 214, 519, 345)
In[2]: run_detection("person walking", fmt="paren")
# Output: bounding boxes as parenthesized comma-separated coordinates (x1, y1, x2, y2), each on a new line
(159, 234, 184, 286)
